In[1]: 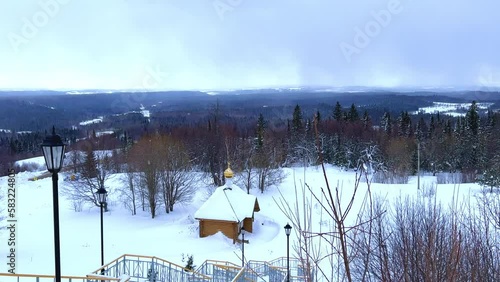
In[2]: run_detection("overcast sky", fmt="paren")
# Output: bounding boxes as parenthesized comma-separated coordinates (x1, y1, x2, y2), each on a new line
(0, 0, 499, 90)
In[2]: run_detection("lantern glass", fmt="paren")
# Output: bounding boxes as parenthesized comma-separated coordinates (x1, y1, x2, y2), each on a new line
(284, 223, 292, 236)
(97, 187, 107, 205)
(41, 128, 66, 173)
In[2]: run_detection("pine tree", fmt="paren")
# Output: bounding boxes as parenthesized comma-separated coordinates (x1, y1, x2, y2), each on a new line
(362, 110, 371, 129)
(478, 155, 500, 192)
(444, 119, 452, 136)
(465, 101, 480, 136)
(381, 112, 392, 136)
(486, 110, 496, 128)
(333, 101, 343, 121)
(460, 101, 485, 178)
(292, 104, 303, 132)
(416, 117, 427, 141)
(183, 254, 196, 272)
(256, 113, 266, 150)
(287, 105, 307, 165)
(398, 111, 412, 137)
(147, 268, 157, 281)
(82, 146, 98, 179)
(348, 103, 359, 122)
(429, 115, 436, 137)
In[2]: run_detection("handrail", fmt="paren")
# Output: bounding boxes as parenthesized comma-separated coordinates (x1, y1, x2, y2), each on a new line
(94, 253, 196, 273)
(213, 264, 243, 271)
(231, 265, 262, 282)
(0, 255, 309, 282)
(93, 253, 127, 273)
(93, 253, 211, 280)
(231, 266, 246, 282)
(204, 259, 241, 268)
(87, 274, 130, 281)
(0, 272, 123, 281)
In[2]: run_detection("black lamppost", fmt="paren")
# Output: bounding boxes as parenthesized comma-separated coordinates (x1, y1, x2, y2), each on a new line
(284, 223, 292, 282)
(241, 227, 246, 267)
(97, 187, 107, 275)
(41, 127, 66, 282)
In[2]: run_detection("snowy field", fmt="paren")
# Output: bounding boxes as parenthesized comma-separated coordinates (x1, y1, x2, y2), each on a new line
(0, 161, 482, 277)
(412, 101, 494, 117)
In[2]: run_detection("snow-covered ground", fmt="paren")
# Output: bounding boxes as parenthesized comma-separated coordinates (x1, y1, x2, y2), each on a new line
(0, 161, 482, 277)
(139, 104, 150, 118)
(412, 101, 494, 116)
(79, 117, 104, 126)
(14, 156, 47, 171)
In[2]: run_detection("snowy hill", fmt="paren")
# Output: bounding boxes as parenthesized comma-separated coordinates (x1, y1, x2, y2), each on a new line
(0, 162, 485, 279)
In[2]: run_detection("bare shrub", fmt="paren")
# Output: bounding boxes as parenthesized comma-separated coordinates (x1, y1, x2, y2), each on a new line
(459, 196, 500, 281)
(461, 170, 477, 183)
(350, 188, 500, 281)
(13, 162, 41, 172)
(372, 170, 409, 184)
(71, 198, 85, 212)
(351, 194, 463, 281)
(420, 182, 437, 198)
(274, 176, 322, 282)
(274, 117, 380, 282)
(118, 171, 140, 215)
(350, 197, 391, 282)
(436, 172, 462, 184)
(476, 190, 500, 230)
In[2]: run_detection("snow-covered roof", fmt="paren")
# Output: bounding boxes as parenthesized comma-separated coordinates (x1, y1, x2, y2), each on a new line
(194, 180, 259, 222)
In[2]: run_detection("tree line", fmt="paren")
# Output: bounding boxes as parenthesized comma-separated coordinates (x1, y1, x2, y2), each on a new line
(3, 100, 499, 217)
(4, 100, 500, 187)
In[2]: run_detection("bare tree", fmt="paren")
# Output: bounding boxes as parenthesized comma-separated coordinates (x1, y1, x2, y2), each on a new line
(236, 114, 287, 194)
(274, 116, 381, 282)
(274, 176, 323, 282)
(236, 137, 255, 194)
(119, 149, 139, 215)
(477, 190, 500, 231)
(120, 170, 138, 215)
(68, 149, 83, 174)
(64, 144, 113, 211)
(130, 134, 162, 218)
(254, 121, 287, 193)
(159, 136, 196, 213)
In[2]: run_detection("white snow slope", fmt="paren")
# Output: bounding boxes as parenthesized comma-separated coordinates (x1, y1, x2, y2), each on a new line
(0, 163, 481, 278)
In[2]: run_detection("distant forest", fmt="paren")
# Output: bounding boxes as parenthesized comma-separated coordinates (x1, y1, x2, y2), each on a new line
(0, 91, 499, 188)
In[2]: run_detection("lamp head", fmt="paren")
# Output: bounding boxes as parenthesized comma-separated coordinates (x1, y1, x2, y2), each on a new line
(41, 126, 66, 173)
(284, 223, 292, 236)
(96, 187, 107, 205)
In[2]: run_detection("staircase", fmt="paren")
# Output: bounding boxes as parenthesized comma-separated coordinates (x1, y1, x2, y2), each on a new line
(246, 258, 312, 282)
(91, 254, 210, 282)
(0, 273, 127, 282)
(0, 255, 312, 282)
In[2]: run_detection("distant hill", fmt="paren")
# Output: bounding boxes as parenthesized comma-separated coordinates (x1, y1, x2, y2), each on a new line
(0, 89, 498, 132)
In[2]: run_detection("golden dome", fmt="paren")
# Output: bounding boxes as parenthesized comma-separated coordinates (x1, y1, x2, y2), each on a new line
(224, 163, 234, 178)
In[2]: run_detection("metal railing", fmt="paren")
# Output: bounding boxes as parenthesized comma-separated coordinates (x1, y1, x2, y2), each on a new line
(0, 272, 127, 282)
(230, 266, 260, 282)
(0, 255, 312, 282)
(247, 257, 312, 282)
(92, 254, 211, 282)
(196, 259, 244, 281)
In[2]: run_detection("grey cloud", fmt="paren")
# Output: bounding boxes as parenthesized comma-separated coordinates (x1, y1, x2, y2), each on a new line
(0, 0, 499, 90)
